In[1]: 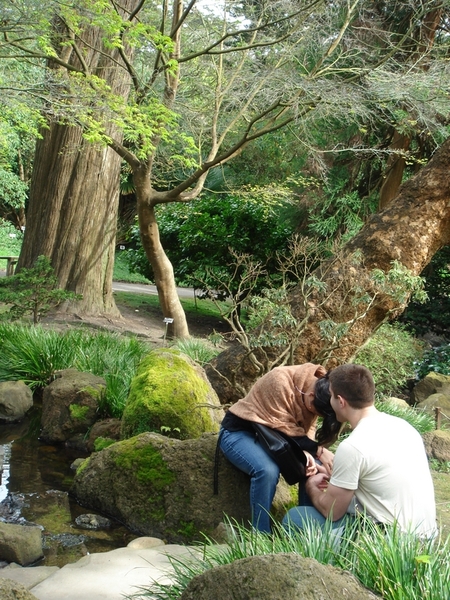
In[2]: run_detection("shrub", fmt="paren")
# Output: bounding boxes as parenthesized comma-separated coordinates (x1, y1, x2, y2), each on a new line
(0, 255, 81, 323)
(354, 323, 425, 396)
(415, 343, 450, 380)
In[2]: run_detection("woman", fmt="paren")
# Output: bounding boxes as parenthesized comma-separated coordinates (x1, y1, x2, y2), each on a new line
(219, 363, 340, 533)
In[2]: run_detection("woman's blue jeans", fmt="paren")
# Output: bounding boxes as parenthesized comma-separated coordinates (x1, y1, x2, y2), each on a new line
(219, 428, 280, 533)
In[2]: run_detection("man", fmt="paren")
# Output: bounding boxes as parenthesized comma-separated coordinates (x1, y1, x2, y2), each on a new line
(283, 364, 437, 538)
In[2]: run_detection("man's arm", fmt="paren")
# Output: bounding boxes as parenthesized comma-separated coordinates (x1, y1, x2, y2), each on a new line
(305, 474, 354, 521)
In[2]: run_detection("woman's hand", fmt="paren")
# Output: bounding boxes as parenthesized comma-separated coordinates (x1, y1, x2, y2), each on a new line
(317, 447, 334, 476)
(304, 451, 318, 477)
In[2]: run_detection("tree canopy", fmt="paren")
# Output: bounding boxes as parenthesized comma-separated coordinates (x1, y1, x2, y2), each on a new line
(1, 0, 450, 337)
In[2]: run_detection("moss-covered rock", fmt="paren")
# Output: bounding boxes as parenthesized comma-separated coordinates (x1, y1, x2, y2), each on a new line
(40, 369, 106, 444)
(121, 348, 224, 440)
(70, 432, 292, 543)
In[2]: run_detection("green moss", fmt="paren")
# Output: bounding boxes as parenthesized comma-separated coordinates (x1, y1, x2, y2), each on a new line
(75, 457, 91, 476)
(121, 348, 217, 439)
(176, 520, 198, 539)
(69, 404, 90, 420)
(93, 436, 116, 451)
(112, 437, 176, 522)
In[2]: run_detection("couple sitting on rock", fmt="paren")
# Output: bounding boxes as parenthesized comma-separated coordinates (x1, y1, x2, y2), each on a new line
(219, 362, 436, 538)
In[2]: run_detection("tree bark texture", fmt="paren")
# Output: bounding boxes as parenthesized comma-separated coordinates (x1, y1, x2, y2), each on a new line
(207, 138, 450, 403)
(19, 125, 120, 315)
(18, 2, 138, 316)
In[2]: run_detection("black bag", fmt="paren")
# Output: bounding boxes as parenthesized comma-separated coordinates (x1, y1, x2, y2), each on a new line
(252, 423, 307, 485)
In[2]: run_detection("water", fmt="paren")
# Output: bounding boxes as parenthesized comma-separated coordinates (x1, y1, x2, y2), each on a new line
(0, 404, 138, 567)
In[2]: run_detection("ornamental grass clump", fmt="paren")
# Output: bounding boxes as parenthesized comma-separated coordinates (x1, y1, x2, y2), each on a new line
(129, 518, 450, 600)
(0, 323, 150, 417)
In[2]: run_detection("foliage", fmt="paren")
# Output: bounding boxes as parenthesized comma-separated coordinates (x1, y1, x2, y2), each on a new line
(0, 104, 41, 226)
(0, 255, 81, 323)
(195, 236, 428, 392)
(125, 190, 297, 291)
(428, 458, 450, 474)
(0, 323, 150, 417)
(113, 251, 151, 284)
(354, 323, 425, 396)
(0, 218, 23, 264)
(375, 400, 435, 436)
(400, 245, 450, 336)
(415, 343, 450, 380)
(170, 337, 221, 367)
(129, 518, 450, 600)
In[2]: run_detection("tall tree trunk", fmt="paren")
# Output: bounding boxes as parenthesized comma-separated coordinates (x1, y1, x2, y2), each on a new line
(18, 2, 138, 316)
(19, 124, 120, 315)
(135, 165, 190, 339)
(207, 138, 450, 402)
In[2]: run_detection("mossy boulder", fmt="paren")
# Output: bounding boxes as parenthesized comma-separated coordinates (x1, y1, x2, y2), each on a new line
(121, 348, 224, 440)
(70, 432, 292, 543)
(40, 369, 106, 444)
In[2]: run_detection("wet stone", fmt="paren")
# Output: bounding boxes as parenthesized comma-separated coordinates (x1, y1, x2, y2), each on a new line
(74, 514, 113, 530)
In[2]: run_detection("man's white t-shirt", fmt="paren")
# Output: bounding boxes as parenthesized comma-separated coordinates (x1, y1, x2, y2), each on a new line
(330, 411, 436, 537)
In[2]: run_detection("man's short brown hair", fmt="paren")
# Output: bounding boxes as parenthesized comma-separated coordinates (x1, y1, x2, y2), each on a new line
(329, 364, 375, 408)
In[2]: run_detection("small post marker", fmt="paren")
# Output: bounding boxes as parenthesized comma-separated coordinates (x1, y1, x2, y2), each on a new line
(163, 317, 174, 344)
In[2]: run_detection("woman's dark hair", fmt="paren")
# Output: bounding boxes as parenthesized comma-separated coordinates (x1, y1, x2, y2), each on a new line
(313, 373, 341, 446)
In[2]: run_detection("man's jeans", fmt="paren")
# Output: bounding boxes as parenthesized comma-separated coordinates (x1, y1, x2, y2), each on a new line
(219, 428, 280, 533)
(282, 505, 351, 540)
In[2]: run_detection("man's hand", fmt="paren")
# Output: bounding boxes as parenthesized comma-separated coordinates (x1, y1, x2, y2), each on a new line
(305, 474, 354, 520)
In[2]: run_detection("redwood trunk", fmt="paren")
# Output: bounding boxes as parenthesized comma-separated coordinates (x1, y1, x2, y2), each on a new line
(18, 2, 139, 316)
(19, 125, 120, 315)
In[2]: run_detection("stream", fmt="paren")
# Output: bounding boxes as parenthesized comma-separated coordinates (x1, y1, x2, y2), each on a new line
(0, 403, 138, 567)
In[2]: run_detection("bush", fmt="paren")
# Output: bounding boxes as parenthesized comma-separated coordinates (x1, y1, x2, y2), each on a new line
(0, 255, 81, 323)
(354, 323, 425, 396)
(414, 343, 450, 380)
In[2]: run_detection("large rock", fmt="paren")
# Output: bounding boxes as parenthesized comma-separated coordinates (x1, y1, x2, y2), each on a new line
(412, 372, 450, 404)
(179, 553, 381, 600)
(71, 432, 292, 543)
(121, 348, 224, 440)
(416, 392, 450, 423)
(0, 578, 39, 600)
(40, 369, 106, 443)
(423, 429, 450, 462)
(0, 523, 43, 566)
(86, 418, 122, 453)
(0, 381, 33, 423)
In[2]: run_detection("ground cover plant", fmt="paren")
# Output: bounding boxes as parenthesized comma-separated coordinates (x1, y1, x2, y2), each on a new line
(128, 518, 450, 600)
(0, 323, 150, 418)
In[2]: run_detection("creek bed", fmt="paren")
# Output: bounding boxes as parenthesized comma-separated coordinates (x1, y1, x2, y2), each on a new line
(0, 405, 138, 567)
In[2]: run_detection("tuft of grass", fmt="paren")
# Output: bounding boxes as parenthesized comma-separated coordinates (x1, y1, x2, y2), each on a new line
(375, 400, 435, 435)
(128, 518, 450, 600)
(0, 323, 150, 418)
(170, 337, 220, 366)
